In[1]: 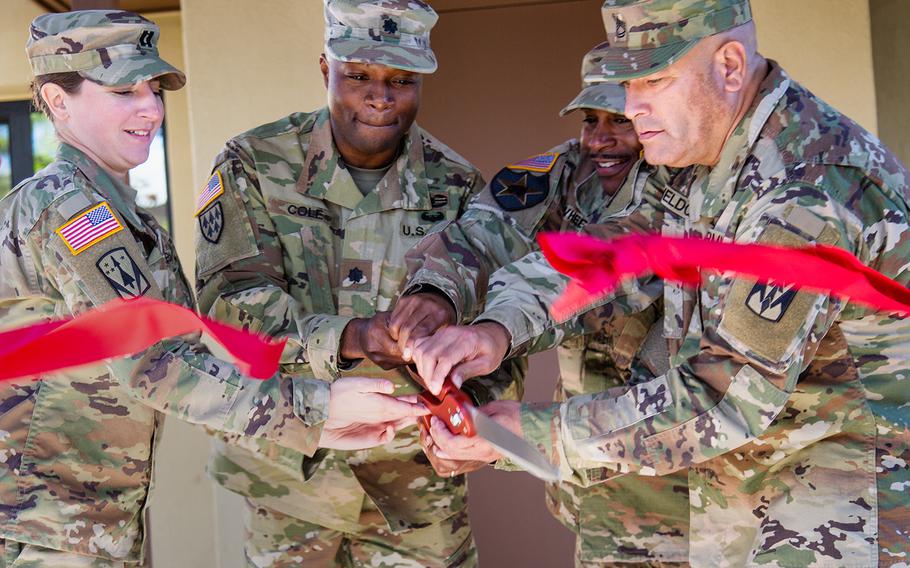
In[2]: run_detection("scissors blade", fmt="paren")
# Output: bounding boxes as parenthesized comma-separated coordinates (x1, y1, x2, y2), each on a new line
(467, 406, 560, 482)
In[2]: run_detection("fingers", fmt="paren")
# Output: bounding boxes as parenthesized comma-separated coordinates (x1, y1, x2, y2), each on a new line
(450, 357, 496, 387)
(345, 377, 395, 395)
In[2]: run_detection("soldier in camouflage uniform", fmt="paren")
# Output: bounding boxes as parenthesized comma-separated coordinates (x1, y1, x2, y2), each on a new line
(394, 43, 689, 566)
(415, 0, 910, 566)
(0, 10, 419, 568)
(194, 1, 520, 566)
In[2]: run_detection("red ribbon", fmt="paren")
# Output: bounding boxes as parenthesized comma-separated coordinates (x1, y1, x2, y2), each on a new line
(0, 297, 285, 381)
(538, 233, 910, 321)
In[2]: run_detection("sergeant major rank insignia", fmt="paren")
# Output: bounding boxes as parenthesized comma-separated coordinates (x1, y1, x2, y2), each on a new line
(746, 280, 797, 322)
(195, 172, 225, 243)
(97, 247, 151, 299)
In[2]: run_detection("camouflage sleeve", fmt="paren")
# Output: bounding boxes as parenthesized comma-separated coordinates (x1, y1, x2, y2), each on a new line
(28, 194, 325, 457)
(518, 181, 866, 486)
(404, 152, 574, 322)
(475, 191, 664, 356)
(195, 145, 350, 383)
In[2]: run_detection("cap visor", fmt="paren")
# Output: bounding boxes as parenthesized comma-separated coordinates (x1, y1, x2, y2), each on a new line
(559, 84, 625, 117)
(585, 40, 698, 82)
(327, 39, 437, 74)
(83, 54, 186, 90)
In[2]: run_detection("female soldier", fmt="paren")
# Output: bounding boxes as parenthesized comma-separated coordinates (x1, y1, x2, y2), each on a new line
(0, 10, 421, 567)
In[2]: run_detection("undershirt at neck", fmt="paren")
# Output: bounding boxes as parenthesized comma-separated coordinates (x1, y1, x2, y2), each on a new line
(346, 162, 394, 196)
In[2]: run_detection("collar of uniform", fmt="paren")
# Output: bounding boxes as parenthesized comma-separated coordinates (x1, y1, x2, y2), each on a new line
(688, 60, 790, 222)
(57, 142, 144, 229)
(299, 108, 431, 214)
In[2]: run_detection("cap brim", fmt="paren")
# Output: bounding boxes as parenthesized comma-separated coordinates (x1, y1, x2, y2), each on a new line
(327, 39, 437, 74)
(585, 40, 698, 82)
(82, 54, 186, 90)
(560, 84, 626, 117)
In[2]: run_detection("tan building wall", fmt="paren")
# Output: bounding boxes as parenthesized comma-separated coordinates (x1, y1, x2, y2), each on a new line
(0, 1, 43, 102)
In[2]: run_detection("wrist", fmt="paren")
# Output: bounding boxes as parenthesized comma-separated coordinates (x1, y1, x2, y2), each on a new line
(475, 321, 511, 358)
(340, 318, 365, 360)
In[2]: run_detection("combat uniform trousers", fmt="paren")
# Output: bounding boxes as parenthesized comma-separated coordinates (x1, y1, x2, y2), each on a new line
(0, 540, 138, 568)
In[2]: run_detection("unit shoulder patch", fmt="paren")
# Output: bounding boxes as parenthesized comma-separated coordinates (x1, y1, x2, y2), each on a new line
(507, 152, 560, 173)
(490, 168, 549, 212)
(198, 202, 224, 244)
(55, 202, 124, 255)
(96, 247, 151, 299)
(195, 171, 225, 216)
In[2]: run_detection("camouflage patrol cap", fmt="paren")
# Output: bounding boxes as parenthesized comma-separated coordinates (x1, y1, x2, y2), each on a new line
(560, 42, 626, 116)
(598, 0, 752, 80)
(325, 0, 438, 74)
(26, 10, 185, 90)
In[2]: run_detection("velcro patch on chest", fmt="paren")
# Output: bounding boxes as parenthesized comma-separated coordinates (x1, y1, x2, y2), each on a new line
(490, 168, 549, 212)
(55, 202, 124, 255)
(340, 259, 373, 292)
(508, 152, 559, 173)
(195, 171, 225, 216)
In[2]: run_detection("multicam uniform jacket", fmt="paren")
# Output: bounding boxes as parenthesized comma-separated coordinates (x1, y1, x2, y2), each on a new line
(0, 145, 324, 562)
(194, 107, 522, 534)
(477, 61, 910, 566)
(405, 141, 689, 564)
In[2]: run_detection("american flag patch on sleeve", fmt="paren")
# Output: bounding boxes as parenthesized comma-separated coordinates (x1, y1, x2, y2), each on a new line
(55, 202, 124, 255)
(195, 171, 225, 216)
(508, 152, 560, 173)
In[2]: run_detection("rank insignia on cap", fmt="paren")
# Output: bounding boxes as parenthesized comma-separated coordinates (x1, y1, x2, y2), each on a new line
(746, 280, 797, 322)
(198, 202, 224, 244)
(195, 171, 225, 216)
(491, 168, 549, 212)
(96, 247, 151, 299)
(55, 202, 124, 256)
(508, 152, 559, 173)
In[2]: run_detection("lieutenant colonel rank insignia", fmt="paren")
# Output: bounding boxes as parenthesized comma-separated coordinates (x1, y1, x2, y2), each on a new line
(198, 202, 224, 244)
(490, 167, 549, 211)
(508, 152, 559, 173)
(96, 247, 151, 299)
(746, 280, 798, 322)
(195, 171, 225, 216)
(339, 259, 372, 292)
(55, 202, 123, 255)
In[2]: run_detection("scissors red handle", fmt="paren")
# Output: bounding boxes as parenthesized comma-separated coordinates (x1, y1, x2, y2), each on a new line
(407, 365, 476, 437)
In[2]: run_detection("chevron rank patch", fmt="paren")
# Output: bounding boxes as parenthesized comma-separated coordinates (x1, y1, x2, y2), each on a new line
(490, 167, 549, 211)
(96, 247, 151, 299)
(55, 202, 124, 255)
(195, 171, 225, 216)
(198, 202, 224, 244)
(508, 152, 559, 173)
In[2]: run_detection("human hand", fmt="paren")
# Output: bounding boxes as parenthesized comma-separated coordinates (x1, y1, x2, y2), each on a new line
(425, 400, 522, 462)
(418, 416, 489, 477)
(324, 376, 428, 429)
(388, 292, 456, 356)
(408, 322, 512, 395)
(340, 313, 405, 369)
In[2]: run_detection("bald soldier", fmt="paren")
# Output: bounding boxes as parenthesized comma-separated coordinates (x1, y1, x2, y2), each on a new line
(392, 43, 689, 566)
(413, 0, 910, 565)
(194, 1, 520, 566)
